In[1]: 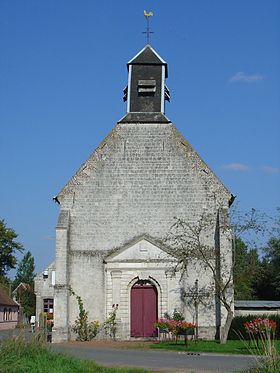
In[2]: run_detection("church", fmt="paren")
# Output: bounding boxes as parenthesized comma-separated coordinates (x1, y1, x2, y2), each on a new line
(35, 43, 234, 343)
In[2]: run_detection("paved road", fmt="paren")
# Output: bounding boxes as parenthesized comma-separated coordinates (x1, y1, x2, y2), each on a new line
(0, 330, 259, 372)
(52, 343, 260, 373)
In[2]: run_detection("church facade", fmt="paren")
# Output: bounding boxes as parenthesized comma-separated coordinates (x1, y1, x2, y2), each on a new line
(35, 45, 234, 343)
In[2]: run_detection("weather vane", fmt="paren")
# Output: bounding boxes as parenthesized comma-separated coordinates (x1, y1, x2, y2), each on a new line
(143, 10, 154, 44)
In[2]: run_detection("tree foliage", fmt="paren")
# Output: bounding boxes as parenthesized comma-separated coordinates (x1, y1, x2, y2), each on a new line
(0, 219, 23, 279)
(232, 208, 280, 301)
(20, 288, 36, 319)
(265, 237, 280, 296)
(234, 208, 280, 301)
(13, 251, 35, 290)
(254, 237, 280, 300)
(233, 238, 261, 300)
(12, 251, 36, 319)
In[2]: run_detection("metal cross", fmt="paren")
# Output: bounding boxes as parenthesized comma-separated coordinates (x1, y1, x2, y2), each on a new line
(184, 279, 211, 340)
(143, 10, 154, 44)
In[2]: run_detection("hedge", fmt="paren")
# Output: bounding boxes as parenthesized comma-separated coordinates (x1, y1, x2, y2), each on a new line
(228, 314, 280, 340)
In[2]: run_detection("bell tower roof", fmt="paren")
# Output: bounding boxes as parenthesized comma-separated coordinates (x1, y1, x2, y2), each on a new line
(127, 45, 168, 78)
(120, 44, 170, 123)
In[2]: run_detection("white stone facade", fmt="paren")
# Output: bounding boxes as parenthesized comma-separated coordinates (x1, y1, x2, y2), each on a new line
(35, 46, 234, 343)
(105, 237, 180, 339)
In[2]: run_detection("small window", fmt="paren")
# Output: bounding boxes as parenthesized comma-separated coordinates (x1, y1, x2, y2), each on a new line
(43, 298, 54, 313)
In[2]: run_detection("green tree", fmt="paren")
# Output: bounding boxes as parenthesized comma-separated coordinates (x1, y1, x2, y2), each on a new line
(253, 209, 280, 300)
(248, 208, 280, 300)
(13, 251, 35, 289)
(266, 237, 280, 296)
(0, 219, 23, 280)
(233, 238, 261, 300)
(13, 251, 36, 319)
(255, 238, 280, 300)
(20, 288, 36, 319)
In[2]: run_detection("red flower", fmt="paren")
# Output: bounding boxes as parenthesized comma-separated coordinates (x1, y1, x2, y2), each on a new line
(244, 318, 276, 335)
(154, 319, 195, 335)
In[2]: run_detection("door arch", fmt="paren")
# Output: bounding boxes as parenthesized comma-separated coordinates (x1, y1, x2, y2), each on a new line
(130, 280, 158, 337)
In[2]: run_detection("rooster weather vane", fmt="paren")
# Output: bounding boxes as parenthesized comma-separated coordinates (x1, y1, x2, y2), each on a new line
(143, 10, 154, 44)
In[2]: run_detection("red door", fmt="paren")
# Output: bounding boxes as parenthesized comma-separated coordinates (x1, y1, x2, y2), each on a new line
(131, 281, 158, 337)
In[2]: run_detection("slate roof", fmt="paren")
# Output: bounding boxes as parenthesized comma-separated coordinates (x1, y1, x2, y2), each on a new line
(127, 45, 168, 77)
(128, 44, 166, 65)
(0, 287, 19, 307)
(235, 300, 280, 309)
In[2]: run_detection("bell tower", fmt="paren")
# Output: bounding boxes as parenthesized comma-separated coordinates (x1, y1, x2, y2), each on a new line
(123, 45, 170, 116)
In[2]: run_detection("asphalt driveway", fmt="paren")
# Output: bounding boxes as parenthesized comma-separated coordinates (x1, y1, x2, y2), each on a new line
(52, 343, 259, 372)
(0, 330, 259, 372)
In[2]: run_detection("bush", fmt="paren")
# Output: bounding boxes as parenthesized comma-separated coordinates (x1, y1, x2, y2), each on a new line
(103, 304, 118, 340)
(68, 287, 100, 341)
(228, 315, 280, 340)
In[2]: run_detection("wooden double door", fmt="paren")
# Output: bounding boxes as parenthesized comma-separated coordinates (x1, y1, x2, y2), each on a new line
(130, 281, 158, 337)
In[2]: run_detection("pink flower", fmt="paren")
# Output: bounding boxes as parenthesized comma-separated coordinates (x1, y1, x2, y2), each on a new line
(244, 318, 276, 335)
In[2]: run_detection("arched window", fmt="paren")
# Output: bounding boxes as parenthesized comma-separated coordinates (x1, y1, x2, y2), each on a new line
(8, 308, 12, 321)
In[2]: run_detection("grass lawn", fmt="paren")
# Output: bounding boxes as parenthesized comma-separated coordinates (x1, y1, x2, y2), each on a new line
(0, 339, 151, 373)
(149, 339, 280, 355)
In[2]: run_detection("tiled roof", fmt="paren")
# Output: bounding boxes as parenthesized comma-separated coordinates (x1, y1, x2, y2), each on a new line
(0, 287, 19, 306)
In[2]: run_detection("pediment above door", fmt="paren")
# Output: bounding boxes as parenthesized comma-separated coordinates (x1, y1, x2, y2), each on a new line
(105, 235, 176, 263)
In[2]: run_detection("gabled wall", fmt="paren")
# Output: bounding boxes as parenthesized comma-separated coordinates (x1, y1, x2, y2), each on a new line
(50, 121, 233, 342)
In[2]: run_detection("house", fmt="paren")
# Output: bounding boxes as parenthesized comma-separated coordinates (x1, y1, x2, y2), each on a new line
(0, 286, 19, 330)
(34, 262, 55, 326)
(12, 282, 34, 324)
(35, 44, 234, 343)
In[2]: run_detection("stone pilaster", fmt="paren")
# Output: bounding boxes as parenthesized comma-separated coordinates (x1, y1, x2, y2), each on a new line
(52, 210, 70, 343)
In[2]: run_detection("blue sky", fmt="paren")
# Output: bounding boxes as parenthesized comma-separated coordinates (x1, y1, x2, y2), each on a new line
(0, 1, 279, 274)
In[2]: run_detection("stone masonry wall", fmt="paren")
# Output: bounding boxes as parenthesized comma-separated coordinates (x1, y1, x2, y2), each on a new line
(55, 122, 232, 340)
(60, 122, 231, 253)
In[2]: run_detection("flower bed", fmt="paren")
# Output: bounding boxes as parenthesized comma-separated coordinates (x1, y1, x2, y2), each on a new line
(154, 318, 195, 346)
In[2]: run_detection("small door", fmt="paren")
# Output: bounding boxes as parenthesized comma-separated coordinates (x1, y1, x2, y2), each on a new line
(131, 281, 158, 337)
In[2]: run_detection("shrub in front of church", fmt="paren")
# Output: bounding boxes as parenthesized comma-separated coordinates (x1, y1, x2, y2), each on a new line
(243, 318, 279, 372)
(168, 320, 195, 336)
(228, 315, 280, 340)
(154, 318, 170, 333)
(68, 286, 100, 341)
(155, 310, 195, 342)
(103, 304, 118, 340)
(154, 319, 195, 337)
